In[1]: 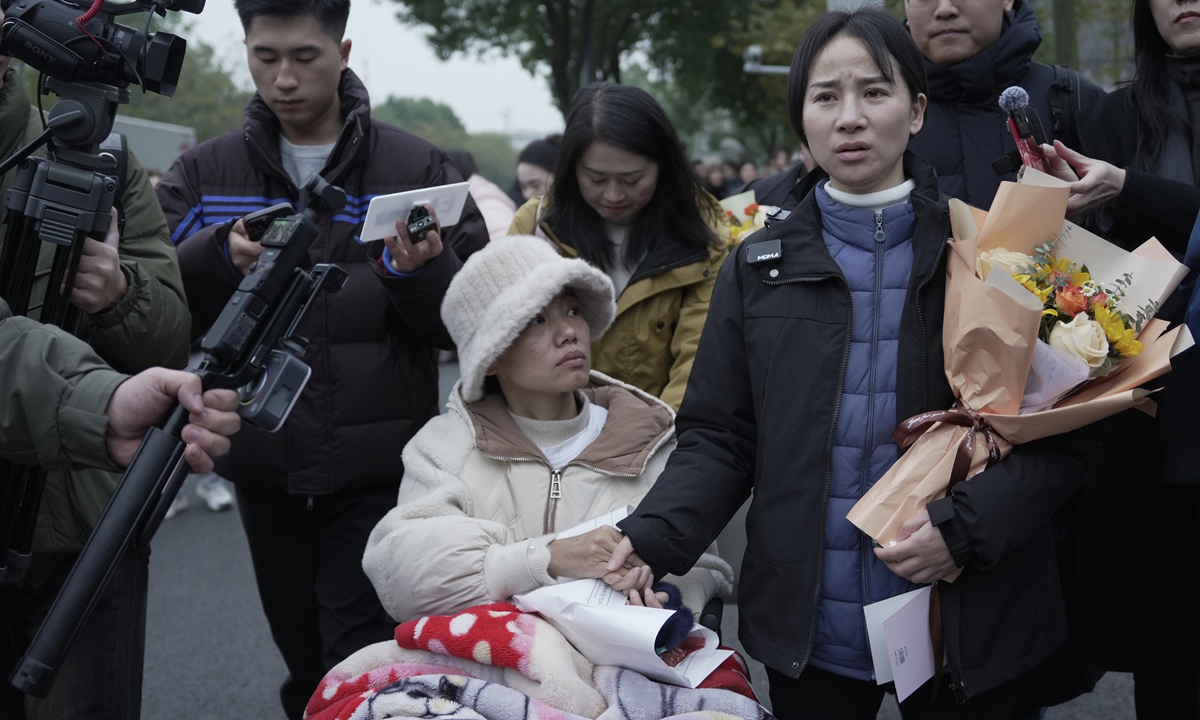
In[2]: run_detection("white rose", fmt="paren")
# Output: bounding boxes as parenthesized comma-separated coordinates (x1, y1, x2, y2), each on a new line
(1047, 313, 1110, 368)
(976, 248, 1034, 281)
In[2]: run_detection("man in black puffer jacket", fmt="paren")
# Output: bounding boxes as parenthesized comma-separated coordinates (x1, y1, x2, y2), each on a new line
(906, 0, 1104, 207)
(155, 1, 488, 718)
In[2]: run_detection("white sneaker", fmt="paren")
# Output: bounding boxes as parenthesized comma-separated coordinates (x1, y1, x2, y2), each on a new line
(195, 474, 234, 512)
(164, 493, 189, 519)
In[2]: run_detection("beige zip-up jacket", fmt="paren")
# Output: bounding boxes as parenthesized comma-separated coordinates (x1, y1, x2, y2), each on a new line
(362, 372, 733, 623)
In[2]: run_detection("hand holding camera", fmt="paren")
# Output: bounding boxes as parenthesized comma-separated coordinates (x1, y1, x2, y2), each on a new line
(383, 203, 444, 274)
(227, 219, 265, 275)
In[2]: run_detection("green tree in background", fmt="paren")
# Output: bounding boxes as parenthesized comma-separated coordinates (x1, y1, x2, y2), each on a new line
(373, 96, 518, 187)
(389, 0, 739, 118)
(121, 38, 253, 143)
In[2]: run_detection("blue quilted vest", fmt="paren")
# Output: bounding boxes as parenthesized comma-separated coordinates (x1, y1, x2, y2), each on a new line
(808, 182, 921, 680)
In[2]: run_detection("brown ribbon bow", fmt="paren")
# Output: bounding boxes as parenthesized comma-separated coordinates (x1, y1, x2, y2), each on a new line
(891, 403, 1004, 704)
(892, 403, 1003, 494)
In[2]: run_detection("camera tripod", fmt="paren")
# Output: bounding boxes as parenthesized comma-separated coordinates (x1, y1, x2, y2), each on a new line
(0, 77, 130, 588)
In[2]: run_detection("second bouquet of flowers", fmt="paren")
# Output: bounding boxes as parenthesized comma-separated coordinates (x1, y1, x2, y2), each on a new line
(846, 168, 1194, 561)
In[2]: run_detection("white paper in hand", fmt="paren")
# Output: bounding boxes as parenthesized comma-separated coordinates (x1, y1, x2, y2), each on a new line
(357, 182, 470, 243)
(513, 506, 731, 687)
(514, 580, 731, 687)
(864, 588, 936, 702)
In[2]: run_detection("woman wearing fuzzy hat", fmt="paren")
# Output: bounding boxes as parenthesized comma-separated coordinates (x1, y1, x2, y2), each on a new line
(361, 235, 732, 623)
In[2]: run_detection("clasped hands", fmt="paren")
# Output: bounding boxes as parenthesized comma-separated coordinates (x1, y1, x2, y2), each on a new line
(550, 508, 958, 599)
(547, 527, 668, 608)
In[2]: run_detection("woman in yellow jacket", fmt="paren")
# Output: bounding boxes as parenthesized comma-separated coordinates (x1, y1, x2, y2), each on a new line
(508, 83, 730, 411)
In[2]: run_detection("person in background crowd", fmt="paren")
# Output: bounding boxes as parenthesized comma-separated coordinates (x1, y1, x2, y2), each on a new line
(508, 82, 730, 411)
(0, 38, 192, 720)
(361, 236, 732, 623)
(513, 134, 560, 205)
(705, 163, 729, 198)
(766, 145, 793, 175)
(693, 157, 708, 182)
(154, 0, 488, 716)
(738, 159, 759, 185)
(721, 159, 742, 196)
(606, 9, 1096, 717)
(742, 142, 815, 209)
(905, 0, 1104, 206)
(1031, 0, 1200, 714)
(447, 148, 516, 242)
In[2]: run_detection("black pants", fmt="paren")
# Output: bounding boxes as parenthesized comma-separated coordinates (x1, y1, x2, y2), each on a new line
(0, 545, 148, 720)
(235, 482, 399, 720)
(766, 665, 1021, 720)
(1134, 668, 1200, 720)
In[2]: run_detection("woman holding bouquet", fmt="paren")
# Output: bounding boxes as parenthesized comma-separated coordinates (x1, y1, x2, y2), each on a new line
(507, 83, 730, 411)
(605, 9, 1096, 718)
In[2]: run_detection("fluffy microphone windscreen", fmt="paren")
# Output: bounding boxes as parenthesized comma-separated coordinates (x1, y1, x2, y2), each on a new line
(998, 86, 1030, 113)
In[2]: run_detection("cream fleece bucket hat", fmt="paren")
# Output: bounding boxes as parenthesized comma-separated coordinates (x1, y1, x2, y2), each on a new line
(442, 235, 616, 402)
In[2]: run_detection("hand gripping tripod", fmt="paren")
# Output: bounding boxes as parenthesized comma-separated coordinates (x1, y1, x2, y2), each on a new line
(0, 77, 130, 589)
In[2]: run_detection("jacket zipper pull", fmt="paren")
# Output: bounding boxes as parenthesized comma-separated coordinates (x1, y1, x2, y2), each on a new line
(306, 496, 314, 511)
(544, 468, 563, 535)
(874, 211, 885, 244)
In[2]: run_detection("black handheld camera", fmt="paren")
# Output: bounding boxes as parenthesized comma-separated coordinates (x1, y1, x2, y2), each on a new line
(0, 0, 204, 96)
(202, 177, 347, 430)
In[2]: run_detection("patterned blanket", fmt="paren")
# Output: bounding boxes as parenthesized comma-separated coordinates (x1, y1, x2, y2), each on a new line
(305, 603, 771, 720)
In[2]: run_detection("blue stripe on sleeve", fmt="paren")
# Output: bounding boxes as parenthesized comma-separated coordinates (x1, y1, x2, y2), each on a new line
(171, 205, 202, 245)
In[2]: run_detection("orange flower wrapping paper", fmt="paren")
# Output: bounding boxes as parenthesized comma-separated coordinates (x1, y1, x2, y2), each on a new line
(846, 169, 1194, 561)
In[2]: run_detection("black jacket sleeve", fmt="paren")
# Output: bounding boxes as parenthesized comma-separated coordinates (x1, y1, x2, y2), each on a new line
(1109, 169, 1200, 255)
(929, 428, 1098, 569)
(617, 256, 757, 577)
(1076, 91, 1200, 254)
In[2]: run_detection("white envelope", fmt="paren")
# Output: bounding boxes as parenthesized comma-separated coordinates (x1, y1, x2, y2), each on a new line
(357, 182, 471, 242)
(882, 588, 935, 702)
(863, 586, 936, 702)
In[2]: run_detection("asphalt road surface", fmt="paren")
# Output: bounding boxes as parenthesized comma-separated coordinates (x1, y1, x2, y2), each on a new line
(141, 362, 1135, 719)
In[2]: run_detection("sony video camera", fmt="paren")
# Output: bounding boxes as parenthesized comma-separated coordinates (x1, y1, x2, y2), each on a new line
(0, 0, 205, 96)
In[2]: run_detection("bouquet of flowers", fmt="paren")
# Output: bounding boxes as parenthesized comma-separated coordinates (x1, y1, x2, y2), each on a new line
(846, 168, 1194, 559)
(719, 190, 774, 245)
(977, 241, 1160, 413)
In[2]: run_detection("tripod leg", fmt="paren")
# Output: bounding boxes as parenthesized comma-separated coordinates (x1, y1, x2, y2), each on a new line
(0, 210, 39, 317)
(0, 463, 33, 585)
(39, 238, 85, 335)
(6, 467, 46, 588)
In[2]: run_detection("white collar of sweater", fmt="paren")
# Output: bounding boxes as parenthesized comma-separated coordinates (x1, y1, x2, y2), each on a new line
(823, 178, 915, 212)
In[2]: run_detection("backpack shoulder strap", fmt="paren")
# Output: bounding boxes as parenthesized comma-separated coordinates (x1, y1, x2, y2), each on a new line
(1048, 65, 1083, 149)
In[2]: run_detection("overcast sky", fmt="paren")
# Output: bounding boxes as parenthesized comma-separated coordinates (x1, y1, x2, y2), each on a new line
(185, 0, 564, 136)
